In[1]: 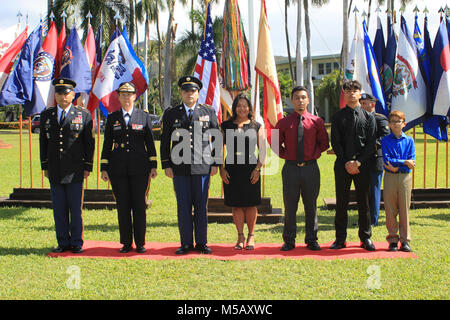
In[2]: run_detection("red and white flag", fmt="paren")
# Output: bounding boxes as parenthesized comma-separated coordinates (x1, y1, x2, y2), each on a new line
(255, 0, 283, 146)
(0, 26, 28, 90)
(194, 1, 221, 123)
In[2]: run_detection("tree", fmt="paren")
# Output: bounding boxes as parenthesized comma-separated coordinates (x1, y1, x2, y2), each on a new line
(175, 8, 223, 77)
(296, 0, 304, 86)
(316, 68, 341, 117)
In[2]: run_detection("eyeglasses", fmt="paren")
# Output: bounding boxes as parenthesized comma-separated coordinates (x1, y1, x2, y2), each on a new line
(389, 120, 404, 124)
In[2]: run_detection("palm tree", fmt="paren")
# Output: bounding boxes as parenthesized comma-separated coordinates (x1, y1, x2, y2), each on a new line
(284, 0, 295, 82)
(304, 0, 329, 114)
(50, 0, 130, 44)
(163, 0, 187, 110)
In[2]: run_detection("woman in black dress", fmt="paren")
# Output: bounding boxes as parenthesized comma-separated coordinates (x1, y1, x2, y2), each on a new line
(220, 93, 265, 250)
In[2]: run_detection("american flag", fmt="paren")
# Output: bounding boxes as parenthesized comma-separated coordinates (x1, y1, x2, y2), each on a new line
(194, 2, 222, 123)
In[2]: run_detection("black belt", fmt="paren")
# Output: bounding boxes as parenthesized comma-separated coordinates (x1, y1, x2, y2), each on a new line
(286, 159, 317, 167)
(385, 170, 409, 174)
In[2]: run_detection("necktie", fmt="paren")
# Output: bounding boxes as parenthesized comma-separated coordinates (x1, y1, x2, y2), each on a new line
(188, 109, 193, 122)
(297, 115, 304, 163)
(59, 110, 66, 126)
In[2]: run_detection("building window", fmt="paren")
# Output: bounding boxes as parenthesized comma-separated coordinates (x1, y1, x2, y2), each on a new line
(334, 62, 340, 70)
(318, 63, 324, 75)
(326, 63, 332, 74)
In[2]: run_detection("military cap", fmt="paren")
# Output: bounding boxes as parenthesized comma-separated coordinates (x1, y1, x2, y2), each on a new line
(52, 78, 76, 94)
(117, 82, 136, 93)
(360, 93, 377, 102)
(178, 76, 202, 91)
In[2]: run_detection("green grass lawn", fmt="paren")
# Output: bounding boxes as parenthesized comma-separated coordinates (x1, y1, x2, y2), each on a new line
(0, 128, 448, 300)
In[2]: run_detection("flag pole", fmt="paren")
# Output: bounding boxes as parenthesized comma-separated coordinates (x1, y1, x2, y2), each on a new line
(28, 115, 33, 188)
(446, 130, 448, 188)
(19, 106, 23, 188)
(412, 127, 415, 189)
(424, 131, 427, 188)
(435, 139, 439, 188)
(97, 108, 101, 189)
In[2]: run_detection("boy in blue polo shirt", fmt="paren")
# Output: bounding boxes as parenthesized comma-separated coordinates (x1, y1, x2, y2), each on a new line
(381, 110, 415, 252)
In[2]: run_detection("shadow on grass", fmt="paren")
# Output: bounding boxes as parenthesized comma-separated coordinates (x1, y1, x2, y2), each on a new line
(32, 221, 179, 233)
(0, 207, 29, 220)
(0, 246, 53, 256)
(425, 213, 450, 221)
(257, 211, 363, 234)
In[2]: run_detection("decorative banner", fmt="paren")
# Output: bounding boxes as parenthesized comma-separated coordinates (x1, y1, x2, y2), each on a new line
(221, 0, 249, 91)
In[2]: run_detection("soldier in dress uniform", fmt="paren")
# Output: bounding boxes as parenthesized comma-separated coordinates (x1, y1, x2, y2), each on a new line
(101, 82, 158, 253)
(39, 78, 95, 254)
(160, 76, 220, 254)
(359, 93, 390, 226)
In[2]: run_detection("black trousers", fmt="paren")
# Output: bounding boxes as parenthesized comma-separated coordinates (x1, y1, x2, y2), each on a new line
(110, 172, 150, 247)
(282, 161, 320, 245)
(334, 161, 372, 243)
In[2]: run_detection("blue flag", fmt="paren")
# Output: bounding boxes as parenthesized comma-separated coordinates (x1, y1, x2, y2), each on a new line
(424, 16, 433, 71)
(423, 18, 449, 141)
(383, 15, 397, 113)
(373, 16, 385, 73)
(60, 27, 92, 93)
(363, 20, 387, 116)
(414, 15, 433, 120)
(0, 25, 42, 109)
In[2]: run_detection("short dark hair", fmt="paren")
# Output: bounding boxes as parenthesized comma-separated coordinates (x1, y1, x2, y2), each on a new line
(342, 80, 362, 91)
(231, 93, 253, 121)
(291, 86, 309, 99)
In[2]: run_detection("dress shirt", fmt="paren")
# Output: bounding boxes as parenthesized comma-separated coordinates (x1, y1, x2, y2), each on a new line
(57, 104, 72, 124)
(381, 132, 415, 173)
(331, 105, 376, 164)
(183, 103, 195, 119)
(275, 111, 329, 161)
(122, 107, 134, 126)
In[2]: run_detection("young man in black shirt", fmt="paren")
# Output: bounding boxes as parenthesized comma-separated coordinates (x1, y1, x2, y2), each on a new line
(330, 80, 376, 251)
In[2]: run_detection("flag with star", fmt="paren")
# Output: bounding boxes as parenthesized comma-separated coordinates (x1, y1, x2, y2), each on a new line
(194, 1, 221, 123)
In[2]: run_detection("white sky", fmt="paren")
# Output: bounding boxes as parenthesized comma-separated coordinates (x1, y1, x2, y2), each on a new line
(0, 0, 447, 57)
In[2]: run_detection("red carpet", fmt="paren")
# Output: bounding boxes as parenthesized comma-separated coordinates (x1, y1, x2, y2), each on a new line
(47, 240, 417, 261)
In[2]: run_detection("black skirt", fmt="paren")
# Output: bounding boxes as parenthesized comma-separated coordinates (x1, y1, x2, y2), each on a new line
(223, 163, 261, 207)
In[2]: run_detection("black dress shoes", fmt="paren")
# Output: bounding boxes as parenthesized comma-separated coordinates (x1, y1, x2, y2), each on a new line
(400, 242, 412, 252)
(176, 245, 194, 255)
(71, 246, 83, 254)
(136, 246, 146, 254)
(360, 239, 376, 251)
(329, 241, 347, 249)
(195, 244, 212, 254)
(388, 242, 398, 252)
(280, 243, 295, 251)
(52, 245, 71, 253)
(120, 245, 132, 253)
(306, 241, 321, 251)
